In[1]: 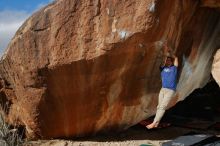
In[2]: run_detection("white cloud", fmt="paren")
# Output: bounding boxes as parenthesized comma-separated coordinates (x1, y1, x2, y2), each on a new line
(0, 10, 30, 56)
(0, 1, 55, 57)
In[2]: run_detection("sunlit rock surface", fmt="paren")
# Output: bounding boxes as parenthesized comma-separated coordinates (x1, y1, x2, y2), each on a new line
(212, 49, 220, 87)
(0, 0, 220, 139)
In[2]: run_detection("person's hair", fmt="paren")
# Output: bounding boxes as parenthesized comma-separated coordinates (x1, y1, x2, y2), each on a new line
(166, 56, 174, 62)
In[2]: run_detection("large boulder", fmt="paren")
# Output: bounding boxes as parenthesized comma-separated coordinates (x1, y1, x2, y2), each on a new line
(0, 0, 220, 139)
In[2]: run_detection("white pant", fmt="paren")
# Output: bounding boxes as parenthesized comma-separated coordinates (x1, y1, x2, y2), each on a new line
(153, 88, 175, 123)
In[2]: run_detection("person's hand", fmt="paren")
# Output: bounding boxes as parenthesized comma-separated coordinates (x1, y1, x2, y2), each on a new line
(172, 54, 177, 58)
(164, 44, 171, 56)
(163, 40, 168, 47)
(163, 41, 168, 52)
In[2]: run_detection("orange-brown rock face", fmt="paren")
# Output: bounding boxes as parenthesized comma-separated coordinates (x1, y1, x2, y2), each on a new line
(0, 0, 220, 139)
(201, 0, 220, 8)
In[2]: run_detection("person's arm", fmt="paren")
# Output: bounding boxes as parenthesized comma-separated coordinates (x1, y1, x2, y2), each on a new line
(161, 56, 167, 67)
(173, 55, 178, 67)
(163, 40, 178, 67)
(160, 58, 166, 71)
(161, 41, 170, 67)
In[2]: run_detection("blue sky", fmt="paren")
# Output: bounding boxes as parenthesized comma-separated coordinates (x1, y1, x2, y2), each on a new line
(0, 0, 53, 12)
(0, 0, 54, 56)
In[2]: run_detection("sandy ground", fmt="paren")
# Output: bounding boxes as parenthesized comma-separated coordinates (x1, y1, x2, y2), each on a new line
(23, 125, 220, 146)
